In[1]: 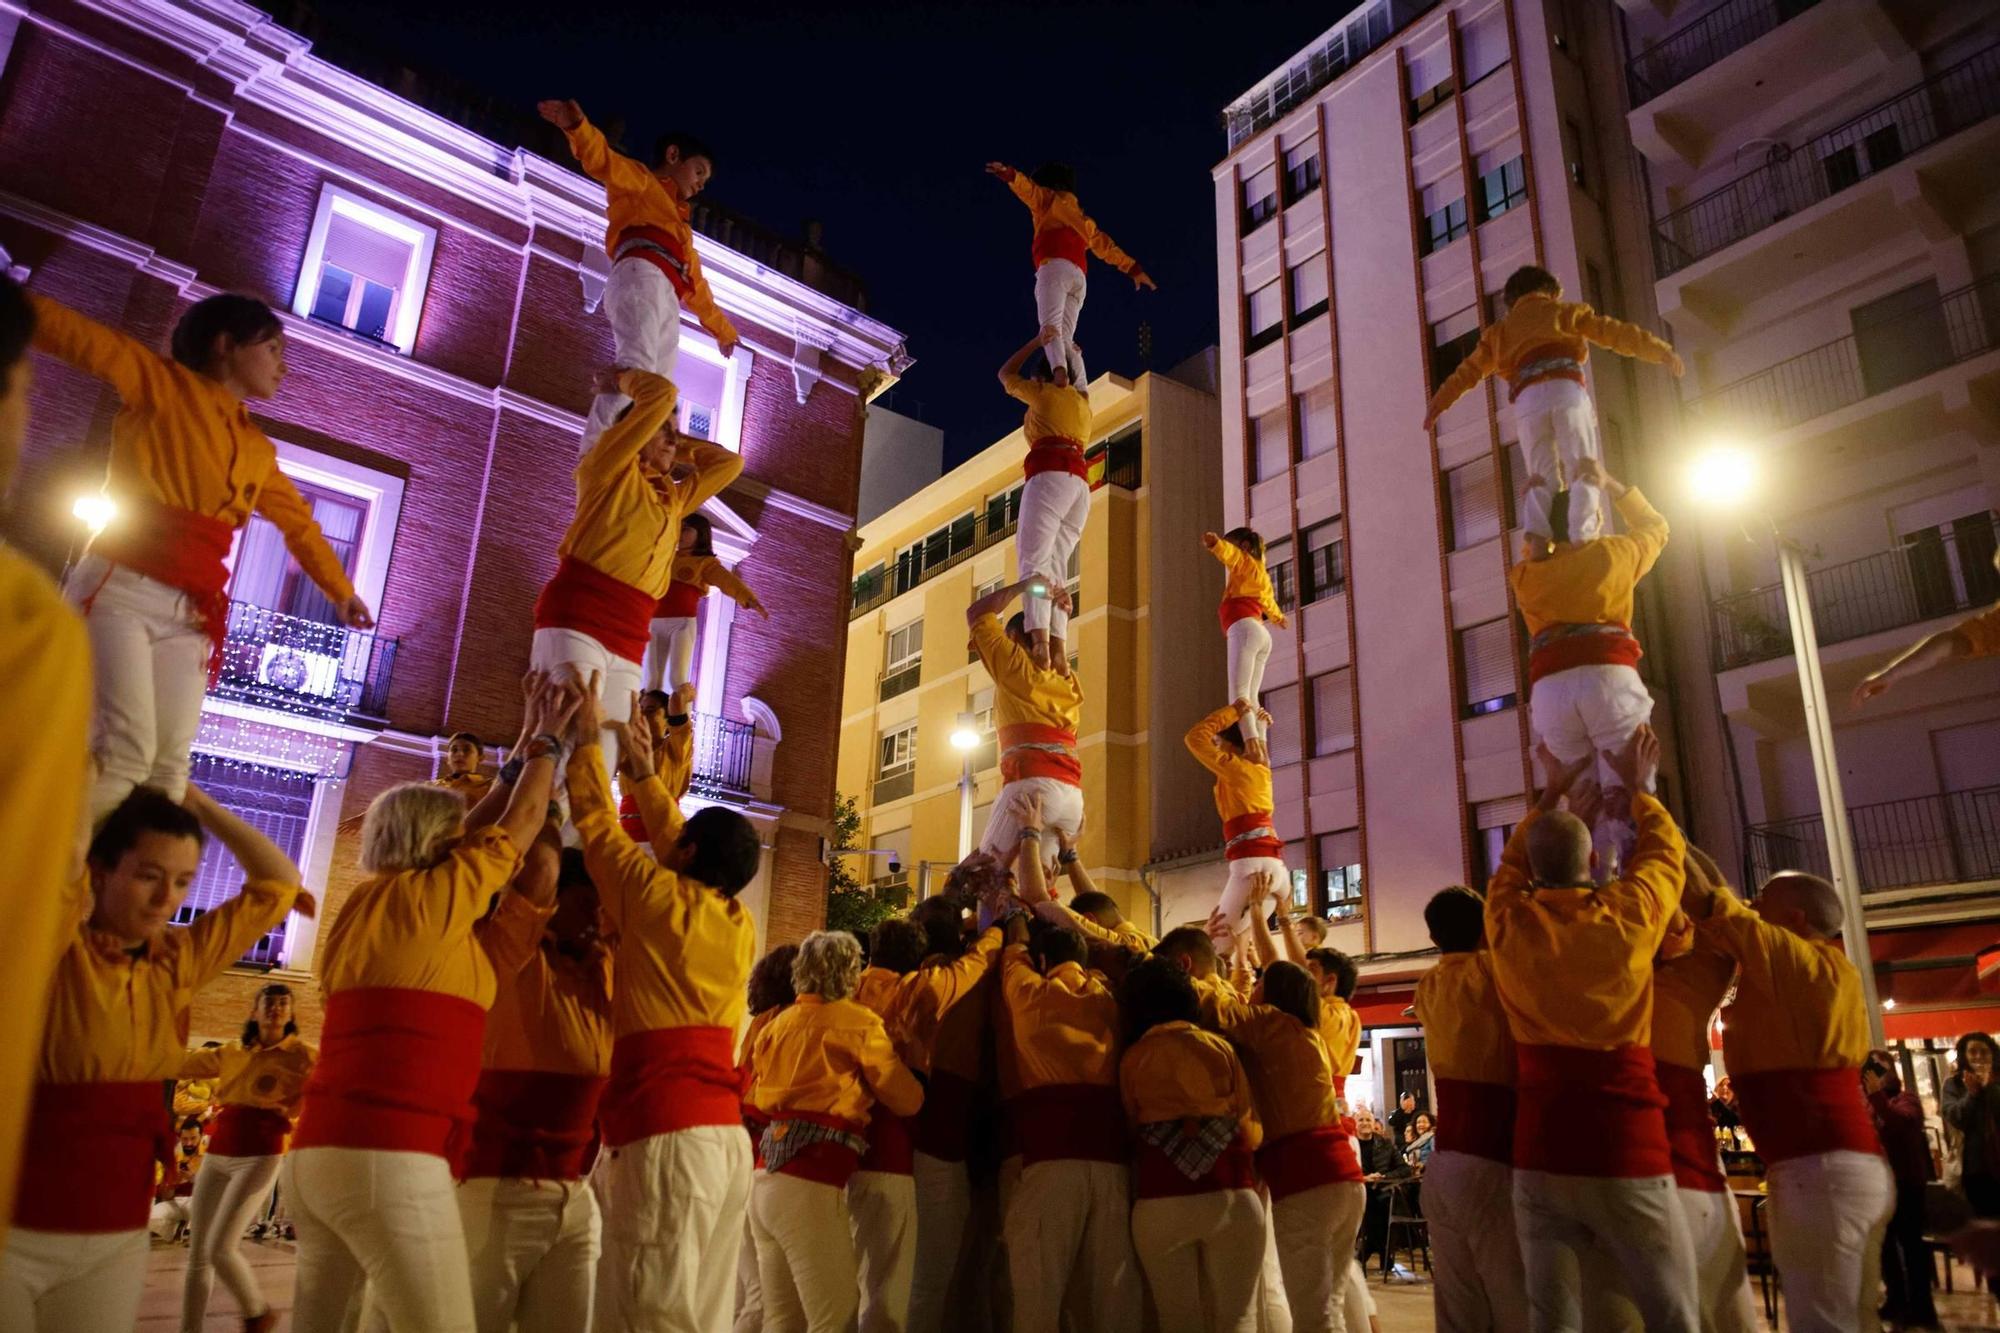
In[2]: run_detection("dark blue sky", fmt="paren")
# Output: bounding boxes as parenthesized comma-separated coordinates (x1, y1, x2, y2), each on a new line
(319, 0, 1358, 464)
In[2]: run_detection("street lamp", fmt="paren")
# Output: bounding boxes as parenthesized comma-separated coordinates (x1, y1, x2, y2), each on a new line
(950, 711, 980, 860)
(73, 492, 116, 536)
(1688, 444, 1886, 1046)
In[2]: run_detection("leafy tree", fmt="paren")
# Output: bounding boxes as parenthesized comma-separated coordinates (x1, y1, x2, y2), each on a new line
(824, 792, 896, 936)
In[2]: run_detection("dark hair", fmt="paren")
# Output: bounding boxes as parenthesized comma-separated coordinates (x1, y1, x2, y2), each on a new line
(1218, 721, 1245, 750)
(1310, 946, 1359, 1000)
(677, 807, 760, 896)
(1031, 921, 1088, 972)
(170, 294, 282, 372)
(1424, 886, 1485, 953)
(1261, 960, 1321, 1029)
(1503, 265, 1561, 306)
(909, 897, 968, 959)
(639, 689, 672, 713)
(241, 983, 299, 1045)
(180, 1116, 204, 1134)
(1030, 161, 1076, 193)
(1068, 890, 1119, 924)
(1005, 610, 1029, 642)
(1119, 955, 1200, 1045)
(1222, 527, 1264, 561)
(681, 512, 714, 556)
(448, 731, 481, 749)
(656, 131, 716, 170)
(871, 918, 928, 975)
(1956, 1032, 1999, 1076)
(557, 847, 593, 893)
(748, 944, 799, 1014)
(0, 276, 33, 379)
(1156, 926, 1217, 974)
(89, 787, 204, 868)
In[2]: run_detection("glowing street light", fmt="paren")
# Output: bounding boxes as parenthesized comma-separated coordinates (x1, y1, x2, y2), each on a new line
(951, 711, 979, 859)
(1685, 444, 1758, 511)
(72, 492, 116, 535)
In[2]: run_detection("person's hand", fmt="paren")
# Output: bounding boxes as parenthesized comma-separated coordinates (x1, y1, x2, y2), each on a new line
(1257, 706, 1274, 727)
(1575, 456, 1606, 488)
(537, 98, 583, 130)
(1003, 912, 1031, 947)
(1271, 612, 1289, 631)
(748, 595, 770, 620)
(1967, 1068, 1989, 1094)
(614, 693, 655, 782)
(291, 889, 319, 920)
(179, 783, 217, 820)
(1535, 741, 1594, 805)
(1011, 790, 1044, 835)
(1036, 325, 1059, 347)
(1053, 821, 1076, 859)
(1047, 580, 1073, 614)
(1131, 269, 1157, 292)
(1861, 1067, 1884, 1095)
(155, 1175, 177, 1204)
(568, 668, 604, 745)
(590, 365, 627, 396)
(1245, 737, 1271, 767)
(1524, 472, 1549, 491)
(718, 339, 739, 361)
(338, 595, 375, 630)
(984, 161, 1010, 178)
(1668, 351, 1686, 379)
(535, 674, 584, 741)
(1852, 672, 1892, 706)
(1605, 725, 1660, 794)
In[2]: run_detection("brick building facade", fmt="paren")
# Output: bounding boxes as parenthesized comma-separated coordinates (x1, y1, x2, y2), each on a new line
(0, 0, 907, 1041)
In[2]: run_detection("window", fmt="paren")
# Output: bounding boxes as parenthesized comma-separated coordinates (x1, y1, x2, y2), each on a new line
(1852, 279, 1953, 397)
(1288, 254, 1329, 326)
(1430, 307, 1482, 391)
(1241, 165, 1279, 232)
(1501, 440, 1528, 528)
(1585, 261, 1610, 317)
(885, 620, 923, 671)
(1821, 123, 1905, 195)
(1470, 796, 1528, 887)
(1288, 843, 1312, 911)
(1296, 382, 1338, 459)
(1283, 140, 1322, 205)
(1475, 154, 1528, 222)
(1301, 519, 1345, 603)
(1266, 539, 1297, 613)
(852, 562, 886, 606)
(1419, 185, 1469, 256)
(1562, 116, 1591, 193)
(1246, 280, 1284, 352)
(1406, 43, 1455, 122)
(985, 485, 1024, 537)
(228, 476, 365, 626)
(293, 185, 437, 354)
(1444, 454, 1503, 551)
(1458, 618, 1518, 716)
(1312, 668, 1355, 755)
(669, 341, 743, 447)
(1251, 406, 1290, 482)
(1319, 829, 1363, 921)
(874, 722, 919, 803)
(177, 754, 313, 966)
(1265, 683, 1303, 768)
(1460, 10, 1509, 85)
(871, 829, 908, 889)
(896, 512, 976, 592)
(970, 685, 999, 771)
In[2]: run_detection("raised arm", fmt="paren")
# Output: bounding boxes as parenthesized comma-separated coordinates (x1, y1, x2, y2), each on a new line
(671, 440, 746, 515)
(550, 108, 656, 195)
(26, 292, 177, 408)
(492, 681, 572, 855)
(580, 368, 679, 486)
(967, 574, 1050, 627)
(998, 331, 1051, 393)
(1054, 821, 1096, 899)
(1247, 872, 1282, 969)
(986, 162, 1048, 212)
(1855, 603, 1994, 705)
(174, 785, 304, 986)
(253, 468, 367, 625)
(856, 1019, 925, 1118)
(1565, 304, 1683, 376)
(612, 690, 685, 848)
(1422, 326, 1500, 428)
(1010, 791, 1052, 906)
(1184, 702, 1243, 778)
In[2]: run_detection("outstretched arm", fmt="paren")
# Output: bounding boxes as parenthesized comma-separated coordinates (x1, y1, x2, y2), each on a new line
(1854, 615, 1985, 705)
(25, 293, 177, 408)
(1422, 328, 1499, 429)
(1183, 702, 1243, 777)
(706, 562, 767, 618)
(966, 574, 1070, 628)
(986, 162, 1048, 212)
(1568, 305, 1684, 378)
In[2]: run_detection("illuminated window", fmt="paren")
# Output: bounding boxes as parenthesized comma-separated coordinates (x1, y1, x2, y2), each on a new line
(293, 185, 437, 354)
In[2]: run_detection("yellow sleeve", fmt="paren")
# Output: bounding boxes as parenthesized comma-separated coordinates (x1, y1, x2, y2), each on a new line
(629, 771, 685, 850)
(1257, 571, 1285, 624)
(1198, 978, 1263, 1033)
(703, 560, 760, 610)
(174, 879, 297, 989)
(475, 890, 555, 977)
(178, 1046, 228, 1081)
(1208, 537, 1246, 575)
(1226, 1046, 1263, 1152)
(1001, 374, 1037, 408)
(1080, 212, 1140, 274)
(1697, 881, 1803, 979)
(26, 293, 178, 408)
(1002, 167, 1048, 214)
(1062, 906, 1129, 953)
(674, 247, 740, 349)
(856, 1019, 926, 1118)
(1563, 304, 1676, 366)
(1424, 326, 1500, 418)
(662, 718, 694, 802)
(1611, 487, 1669, 581)
(579, 370, 677, 490)
(969, 612, 1029, 692)
(566, 744, 681, 933)
(1321, 996, 1361, 1070)
(1000, 942, 1043, 1009)
(911, 928, 1003, 1021)
(253, 465, 359, 604)
(1183, 704, 1238, 778)
(428, 826, 524, 927)
(1606, 795, 1685, 941)
(563, 116, 655, 195)
(669, 441, 746, 516)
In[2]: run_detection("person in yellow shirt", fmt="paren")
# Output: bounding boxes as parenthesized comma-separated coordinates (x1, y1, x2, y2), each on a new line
(998, 329, 1096, 674)
(0, 785, 307, 1332)
(642, 512, 768, 693)
(617, 686, 696, 843)
(1683, 847, 1893, 1330)
(1421, 264, 1683, 545)
(1854, 547, 2000, 703)
(848, 917, 929, 1333)
(26, 291, 370, 823)
(747, 930, 925, 1333)
(1482, 728, 1700, 1331)
(434, 732, 495, 799)
(966, 576, 1085, 862)
(1203, 529, 1289, 759)
(1186, 699, 1288, 950)
(734, 943, 798, 1332)
(537, 99, 738, 441)
(176, 982, 318, 1332)
(1411, 885, 1529, 1333)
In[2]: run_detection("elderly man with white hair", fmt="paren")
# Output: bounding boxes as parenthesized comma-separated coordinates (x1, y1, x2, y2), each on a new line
(1682, 844, 1893, 1333)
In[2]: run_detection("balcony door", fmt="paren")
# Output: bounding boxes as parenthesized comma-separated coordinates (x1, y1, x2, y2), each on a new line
(228, 478, 367, 625)
(1892, 491, 1998, 623)
(1853, 280, 1953, 398)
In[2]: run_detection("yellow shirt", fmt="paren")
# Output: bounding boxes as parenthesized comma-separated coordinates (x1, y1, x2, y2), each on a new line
(1426, 291, 1678, 417)
(855, 966, 928, 1069)
(1202, 989, 1346, 1143)
(1185, 703, 1272, 822)
(484, 934, 614, 1078)
(434, 771, 494, 799)
(1652, 944, 1735, 1073)
(1001, 375, 1094, 445)
(1959, 602, 2000, 657)
(1062, 906, 1158, 953)
(998, 168, 1144, 275)
(670, 553, 759, 608)
(1119, 1022, 1262, 1150)
(1412, 951, 1515, 1086)
(1508, 488, 1669, 638)
(178, 1036, 319, 1117)
(562, 370, 744, 596)
(895, 929, 1003, 1078)
(999, 944, 1118, 1090)
(562, 116, 737, 348)
(1484, 796, 1685, 1050)
(748, 994, 925, 1125)
(969, 612, 1084, 736)
(1698, 889, 1871, 1075)
(1209, 538, 1284, 623)
(28, 295, 355, 603)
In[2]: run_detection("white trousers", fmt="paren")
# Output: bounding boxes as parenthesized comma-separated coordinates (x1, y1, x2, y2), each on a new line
(1530, 665, 1656, 875)
(285, 1146, 476, 1333)
(459, 1176, 601, 1333)
(733, 1200, 764, 1333)
(1003, 1159, 1143, 1333)
(751, 1170, 859, 1333)
(182, 1150, 283, 1329)
(1227, 618, 1274, 743)
(1512, 1168, 1699, 1333)
(1033, 259, 1087, 384)
(1131, 1189, 1267, 1333)
(1016, 472, 1090, 641)
(67, 555, 210, 823)
(847, 1169, 915, 1333)
(1765, 1150, 1894, 1333)
(594, 1124, 752, 1333)
(1215, 856, 1289, 939)
(1424, 1150, 1529, 1333)
(587, 258, 685, 444)
(1259, 1199, 1293, 1333)
(531, 626, 645, 792)
(906, 1152, 971, 1333)
(0, 1226, 148, 1332)
(1511, 377, 1604, 544)
(1272, 1181, 1366, 1333)
(645, 615, 700, 693)
(1341, 1261, 1373, 1333)
(1676, 1186, 1758, 1333)
(977, 777, 1084, 867)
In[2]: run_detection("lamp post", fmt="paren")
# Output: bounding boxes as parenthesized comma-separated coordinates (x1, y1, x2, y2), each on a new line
(950, 711, 980, 861)
(1689, 447, 1886, 1047)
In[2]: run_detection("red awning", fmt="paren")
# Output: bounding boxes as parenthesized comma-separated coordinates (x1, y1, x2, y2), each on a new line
(1884, 1004, 2000, 1041)
(1351, 988, 1417, 1027)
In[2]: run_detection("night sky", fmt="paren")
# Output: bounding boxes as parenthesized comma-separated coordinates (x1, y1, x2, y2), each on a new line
(313, 0, 1361, 465)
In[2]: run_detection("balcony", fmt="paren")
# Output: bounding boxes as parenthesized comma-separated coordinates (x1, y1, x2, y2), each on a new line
(1710, 515, 2000, 672)
(689, 713, 756, 799)
(1626, 0, 1825, 107)
(1746, 786, 2000, 896)
(1221, 0, 1439, 150)
(210, 601, 397, 725)
(872, 767, 916, 806)
(878, 661, 922, 702)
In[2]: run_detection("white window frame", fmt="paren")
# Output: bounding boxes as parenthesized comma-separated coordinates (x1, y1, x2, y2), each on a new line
(244, 442, 406, 615)
(885, 619, 924, 672)
(878, 721, 919, 778)
(672, 334, 755, 453)
(292, 184, 438, 355)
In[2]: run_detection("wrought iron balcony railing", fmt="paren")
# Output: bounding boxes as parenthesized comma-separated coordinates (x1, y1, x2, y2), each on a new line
(210, 601, 397, 724)
(1746, 785, 2000, 895)
(1652, 44, 2000, 277)
(690, 712, 756, 799)
(1625, 0, 1822, 107)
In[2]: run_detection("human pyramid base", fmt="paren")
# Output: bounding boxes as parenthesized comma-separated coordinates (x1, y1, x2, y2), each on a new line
(0, 77, 1948, 1333)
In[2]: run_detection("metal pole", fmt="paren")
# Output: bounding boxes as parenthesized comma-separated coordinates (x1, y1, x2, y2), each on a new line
(1776, 535, 1887, 1047)
(956, 755, 974, 861)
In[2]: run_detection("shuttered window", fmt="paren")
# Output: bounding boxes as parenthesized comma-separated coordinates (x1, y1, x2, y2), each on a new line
(1319, 829, 1364, 920)
(1252, 407, 1290, 481)
(1296, 382, 1338, 459)
(1471, 795, 1529, 888)
(1445, 455, 1503, 551)
(1458, 619, 1518, 716)
(1266, 683, 1303, 769)
(1312, 669, 1355, 755)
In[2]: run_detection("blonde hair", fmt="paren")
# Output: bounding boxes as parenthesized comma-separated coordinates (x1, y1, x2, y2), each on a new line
(791, 930, 863, 1001)
(359, 783, 467, 874)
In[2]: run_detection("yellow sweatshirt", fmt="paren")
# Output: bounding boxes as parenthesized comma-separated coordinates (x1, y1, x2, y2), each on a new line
(1185, 703, 1273, 824)
(748, 995, 925, 1126)
(1425, 292, 1677, 418)
(996, 166, 1145, 277)
(178, 1036, 319, 1118)
(1508, 488, 1669, 640)
(1120, 1022, 1261, 1151)
(1209, 536, 1284, 626)
(1001, 374, 1094, 446)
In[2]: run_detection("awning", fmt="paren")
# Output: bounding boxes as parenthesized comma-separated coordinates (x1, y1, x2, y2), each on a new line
(1868, 921, 2000, 1040)
(1884, 1004, 2000, 1041)
(1351, 988, 1417, 1028)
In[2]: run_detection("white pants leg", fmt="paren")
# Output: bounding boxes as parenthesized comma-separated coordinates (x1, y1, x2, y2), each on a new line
(1423, 1150, 1529, 1333)
(976, 778, 1085, 868)
(1131, 1190, 1267, 1333)
(1016, 473, 1090, 639)
(0, 1226, 149, 1332)
(1273, 1182, 1366, 1333)
(733, 1197, 765, 1333)
(751, 1171, 859, 1333)
(1529, 665, 1656, 874)
(1764, 1150, 1894, 1333)
(458, 1176, 601, 1333)
(596, 1125, 752, 1333)
(1005, 1159, 1142, 1333)
(1047, 479, 1091, 645)
(1511, 1168, 1699, 1333)
(1675, 1186, 1757, 1333)
(152, 1195, 192, 1238)
(906, 1152, 971, 1333)
(284, 1146, 476, 1333)
(586, 259, 685, 444)
(1510, 379, 1603, 543)
(643, 616, 700, 693)
(531, 627, 645, 790)
(1226, 618, 1275, 742)
(182, 1150, 283, 1329)
(1258, 1194, 1294, 1333)
(1215, 856, 1290, 939)
(846, 1169, 915, 1333)
(1341, 1261, 1372, 1333)
(1032, 259, 1087, 383)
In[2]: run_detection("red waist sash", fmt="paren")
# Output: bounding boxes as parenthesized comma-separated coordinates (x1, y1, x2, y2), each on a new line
(1258, 1123, 1364, 1200)
(770, 1111, 867, 1188)
(1032, 226, 1087, 271)
(1504, 343, 1588, 401)
(1433, 1077, 1516, 1166)
(998, 721, 1082, 786)
(602, 1026, 741, 1147)
(911, 1069, 978, 1162)
(457, 1069, 608, 1181)
(618, 791, 648, 844)
(292, 988, 488, 1157)
(614, 225, 695, 299)
(1024, 437, 1090, 482)
(14, 1081, 169, 1232)
(1223, 811, 1283, 863)
(532, 556, 654, 666)
(1732, 1067, 1884, 1164)
(1219, 596, 1266, 633)
(207, 1103, 292, 1158)
(1514, 1043, 1671, 1179)
(85, 498, 236, 684)
(1016, 1083, 1127, 1165)
(655, 579, 704, 619)
(1655, 1060, 1726, 1192)
(1134, 1139, 1258, 1199)
(1527, 625, 1642, 687)
(857, 1101, 916, 1176)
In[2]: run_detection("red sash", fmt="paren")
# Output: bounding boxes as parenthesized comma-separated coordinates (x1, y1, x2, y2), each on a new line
(1504, 343, 1588, 401)
(532, 556, 654, 666)
(14, 1081, 170, 1232)
(292, 988, 488, 1157)
(456, 1069, 609, 1180)
(1133, 1138, 1259, 1199)
(911, 1069, 978, 1163)
(655, 579, 703, 619)
(1433, 1077, 1516, 1165)
(1258, 1123, 1364, 1200)
(207, 1103, 292, 1158)
(858, 1102, 916, 1176)
(615, 225, 695, 299)
(84, 498, 236, 684)
(1024, 437, 1090, 482)
(1219, 596, 1265, 633)
(1513, 1043, 1672, 1179)
(1016, 1083, 1128, 1165)
(1527, 627, 1643, 686)
(1655, 1060, 1726, 1192)
(601, 1027, 741, 1147)
(1032, 226, 1087, 271)
(998, 721, 1082, 786)
(1223, 811, 1283, 862)
(1732, 1067, 1884, 1164)
(771, 1111, 867, 1188)
(618, 791, 648, 844)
